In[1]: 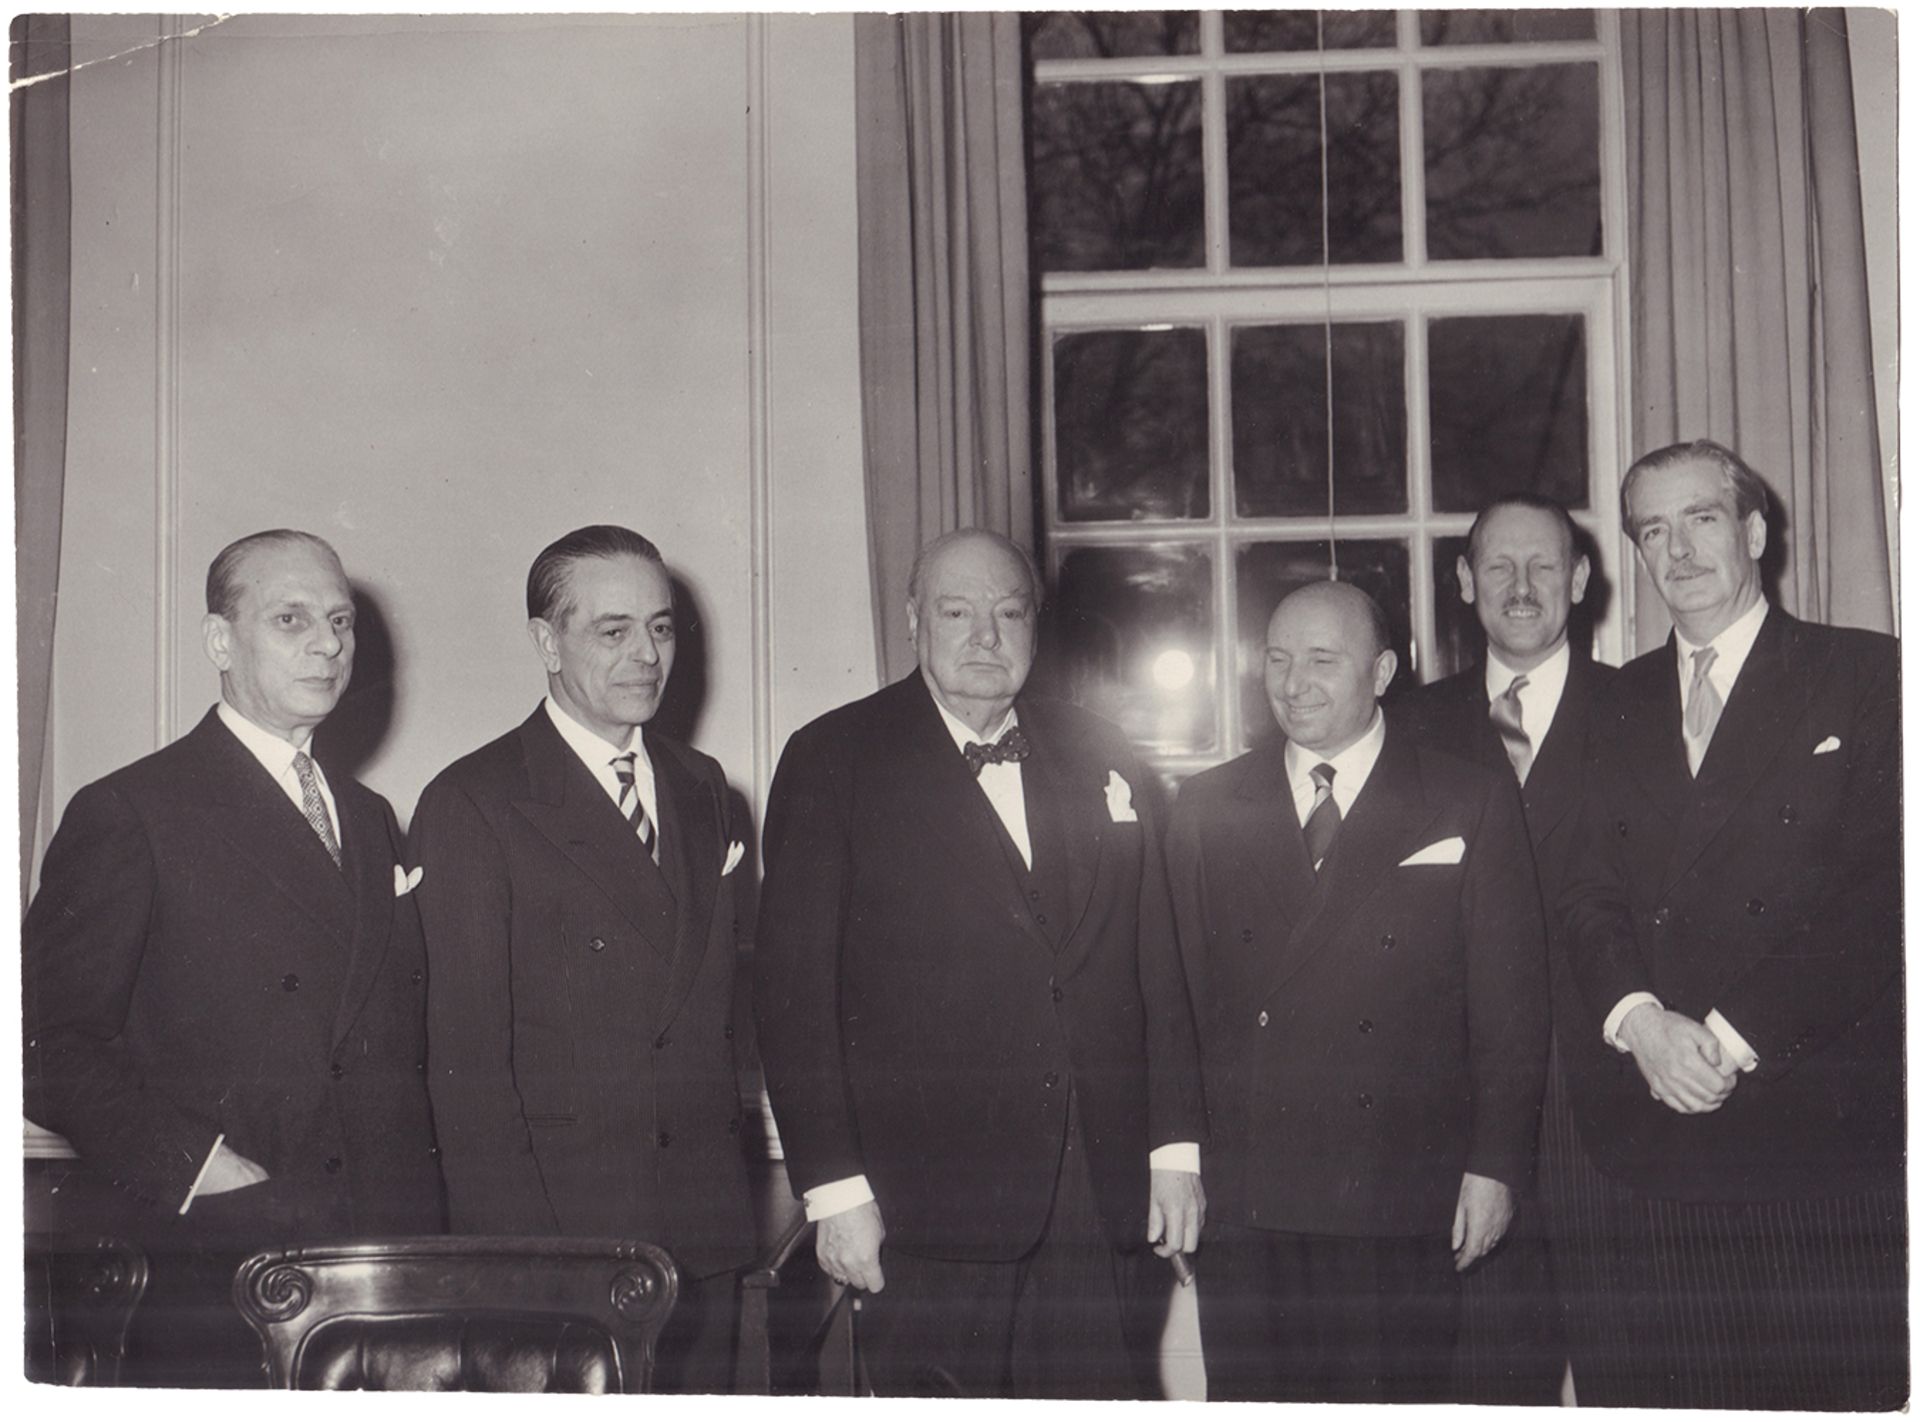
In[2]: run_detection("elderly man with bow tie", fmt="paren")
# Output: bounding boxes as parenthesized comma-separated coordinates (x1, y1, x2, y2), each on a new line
(755, 527, 1207, 1399)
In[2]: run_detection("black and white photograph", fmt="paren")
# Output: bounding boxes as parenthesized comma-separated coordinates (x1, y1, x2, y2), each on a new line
(14, 4, 1906, 1407)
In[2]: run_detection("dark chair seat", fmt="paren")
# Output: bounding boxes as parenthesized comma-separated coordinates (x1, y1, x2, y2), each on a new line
(233, 1237, 677, 1392)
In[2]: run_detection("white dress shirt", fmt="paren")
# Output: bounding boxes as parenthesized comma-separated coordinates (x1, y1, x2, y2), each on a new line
(803, 693, 1198, 1225)
(1284, 706, 1387, 826)
(1601, 598, 1772, 1074)
(544, 696, 660, 853)
(218, 700, 341, 847)
(1485, 640, 1573, 771)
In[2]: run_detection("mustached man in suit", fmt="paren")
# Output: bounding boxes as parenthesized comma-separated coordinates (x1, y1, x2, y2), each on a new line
(754, 528, 1207, 1399)
(1402, 495, 1617, 1403)
(24, 530, 443, 1386)
(1168, 580, 1548, 1404)
(1559, 440, 1903, 1409)
(410, 525, 755, 1393)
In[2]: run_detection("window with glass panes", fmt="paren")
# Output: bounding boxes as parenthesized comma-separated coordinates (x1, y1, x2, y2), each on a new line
(1026, 9, 1629, 778)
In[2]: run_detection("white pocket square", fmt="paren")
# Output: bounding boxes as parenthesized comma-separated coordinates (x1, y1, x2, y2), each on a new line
(1813, 735, 1842, 755)
(1104, 770, 1138, 824)
(721, 840, 745, 876)
(394, 865, 423, 897)
(1399, 837, 1465, 867)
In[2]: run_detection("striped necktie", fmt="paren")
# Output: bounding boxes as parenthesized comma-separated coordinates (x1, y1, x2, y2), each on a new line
(292, 750, 342, 869)
(1488, 673, 1533, 783)
(611, 752, 658, 862)
(1303, 762, 1340, 873)
(1683, 646, 1722, 775)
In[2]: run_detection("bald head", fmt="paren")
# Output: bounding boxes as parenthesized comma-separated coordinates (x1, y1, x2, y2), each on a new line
(1262, 580, 1396, 755)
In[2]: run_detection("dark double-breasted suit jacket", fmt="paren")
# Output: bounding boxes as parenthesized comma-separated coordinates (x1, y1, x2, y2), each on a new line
(23, 708, 443, 1246)
(1559, 610, 1902, 1203)
(1167, 717, 1549, 1240)
(1402, 652, 1621, 1151)
(753, 673, 1208, 1262)
(409, 708, 756, 1278)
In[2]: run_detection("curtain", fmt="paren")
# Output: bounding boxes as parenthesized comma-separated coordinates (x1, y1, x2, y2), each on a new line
(13, 15, 72, 906)
(855, 12, 1032, 685)
(1622, 8, 1892, 650)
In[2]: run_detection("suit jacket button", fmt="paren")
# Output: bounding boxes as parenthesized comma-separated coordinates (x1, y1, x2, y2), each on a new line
(1357, 1020, 1373, 1034)
(1780, 804, 1797, 823)
(282, 974, 300, 992)
(1035, 912, 1048, 925)
(324, 1156, 342, 1174)
(410, 969, 424, 985)
(1616, 820, 1629, 838)
(655, 1033, 670, 1050)
(1747, 898, 1766, 916)
(1357, 1093, 1373, 1109)
(1379, 934, 1395, 951)
(1651, 907, 1671, 927)
(724, 1024, 735, 1040)
(1052, 986, 1064, 1003)
(588, 937, 606, 953)
(1029, 889, 1042, 902)
(727, 1117, 740, 1135)
(1240, 928, 1254, 943)
(329, 1062, 344, 1079)
(1044, 1072, 1060, 1089)
(1257, 1010, 1270, 1027)
(656, 1132, 672, 1149)
(415, 1060, 427, 1074)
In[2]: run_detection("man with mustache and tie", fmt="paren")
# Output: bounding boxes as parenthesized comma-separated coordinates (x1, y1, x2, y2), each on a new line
(410, 525, 755, 1393)
(755, 528, 1207, 1399)
(1558, 441, 1903, 1409)
(1403, 494, 1618, 1404)
(24, 530, 442, 1386)
(1167, 579, 1547, 1404)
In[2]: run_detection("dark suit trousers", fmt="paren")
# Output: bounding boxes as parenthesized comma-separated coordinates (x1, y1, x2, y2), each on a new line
(856, 1094, 1154, 1400)
(1201, 1225, 1461, 1403)
(1562, 1174, 1907, 1410)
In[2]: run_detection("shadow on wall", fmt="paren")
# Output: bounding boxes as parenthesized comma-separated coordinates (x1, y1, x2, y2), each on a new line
(323, 583, 398, 783)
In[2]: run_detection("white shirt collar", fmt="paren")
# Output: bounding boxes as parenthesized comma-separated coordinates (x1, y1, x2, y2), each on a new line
(1674, 596, 1770, 688)
(217, 699, 316, 778)
(930, 692, 1019, 757)
(1285, 705, 1386, 817)
(1486, 638, 1570, 705)
(543, 694, 648, 771)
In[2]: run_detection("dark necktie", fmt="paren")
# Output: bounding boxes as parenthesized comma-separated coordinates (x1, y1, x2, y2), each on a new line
(611, 752, 659, 862)
(1488, 673, 1533, 783)
(1683, 646, 1722, 775)
(292, 750, 342, 869)
(1302, 762, 1340, 873)
(964, 724, 1032, 777)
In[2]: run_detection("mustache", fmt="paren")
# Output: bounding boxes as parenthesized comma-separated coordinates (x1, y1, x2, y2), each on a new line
(1500, 596, 1542, 612)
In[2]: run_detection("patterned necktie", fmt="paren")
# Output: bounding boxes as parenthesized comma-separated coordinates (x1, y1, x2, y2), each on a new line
(964, 724, 1032, 777)
(1488, 673, 1533, 783)
(611, 752, 659, 862)
(292, 751, 342, 869)
(1303, 762, 1340, 873)
(1683, 646, 1722, 775)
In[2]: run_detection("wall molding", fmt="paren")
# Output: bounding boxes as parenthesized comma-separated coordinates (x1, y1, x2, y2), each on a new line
(152, 14, 184, 748)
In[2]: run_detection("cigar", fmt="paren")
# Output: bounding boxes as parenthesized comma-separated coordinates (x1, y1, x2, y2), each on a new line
(1169, 1251, 1195, 1287)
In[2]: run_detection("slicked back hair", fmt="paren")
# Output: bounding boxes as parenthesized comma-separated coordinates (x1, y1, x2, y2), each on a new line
(205, 530, 342, 619)
(906, 527, 1044, 611)
(1621, 439, 1771, 533)
(1464, 493, 1582, 568)
(526, 525, 666, 628)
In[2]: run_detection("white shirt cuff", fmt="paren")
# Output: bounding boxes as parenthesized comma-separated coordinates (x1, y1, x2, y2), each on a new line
(1149, 1141, 1201, 1174)
(803, 1173, 875, 1222)
(178, 1135, 226, 1214)
(1603, 992, 1663, 1051)
(1704, 1009, 1760, 1072)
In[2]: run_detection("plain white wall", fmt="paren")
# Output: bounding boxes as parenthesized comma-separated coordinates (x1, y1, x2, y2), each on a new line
(49, 13, 874, 851)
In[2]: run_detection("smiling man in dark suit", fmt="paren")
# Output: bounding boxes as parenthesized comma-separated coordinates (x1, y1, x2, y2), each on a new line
(754, 527, 1207, 1399)
(409, 525, 755, 1393)
(24, 529, 443, 1387)
(1402, 495, 1618, 1403)
(1559, 440, 1904, 1409)
(1169, 579, 1547, 1404)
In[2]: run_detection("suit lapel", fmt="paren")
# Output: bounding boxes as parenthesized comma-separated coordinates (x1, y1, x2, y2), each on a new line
(1267, 728, 1441, 1001)
(1227, 742, 1317, 939)
(326, 778, 399, 1049)
(651, 742, 722, 1032)
(1517, 654, 1595, 849)
(191, 712, 356, 944)
(1623, 647, 1694, 831)
(1661, 611, 1815, 894)
(1019, 709, 1101, 972)
(512, 712, 678, 951)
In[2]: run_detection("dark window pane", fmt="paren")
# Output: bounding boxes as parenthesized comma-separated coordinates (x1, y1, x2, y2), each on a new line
(1031, 80, 1206, 271)
(1225, 9, 1397, 52)
(1431, 533, 1479, 681)
(1420, 9, 1594, 44)
(1428, 314, 1588, 513)
(1232, 322, 1407, 516)
(1228, 72, 1402, 266)
(1045, 543, 1217, 753)
(1027, 11, 1200, 60)
(1055, 327, 1210, 522)
(1235, 540, 1412, 748)
(1424, 64, 1601, 259)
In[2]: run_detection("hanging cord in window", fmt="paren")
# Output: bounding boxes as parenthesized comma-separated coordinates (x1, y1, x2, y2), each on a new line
(1316, 10, 1338, 579)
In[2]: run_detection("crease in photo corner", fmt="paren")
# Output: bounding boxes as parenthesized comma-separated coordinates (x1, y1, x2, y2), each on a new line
(10, 14, 237, 95)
